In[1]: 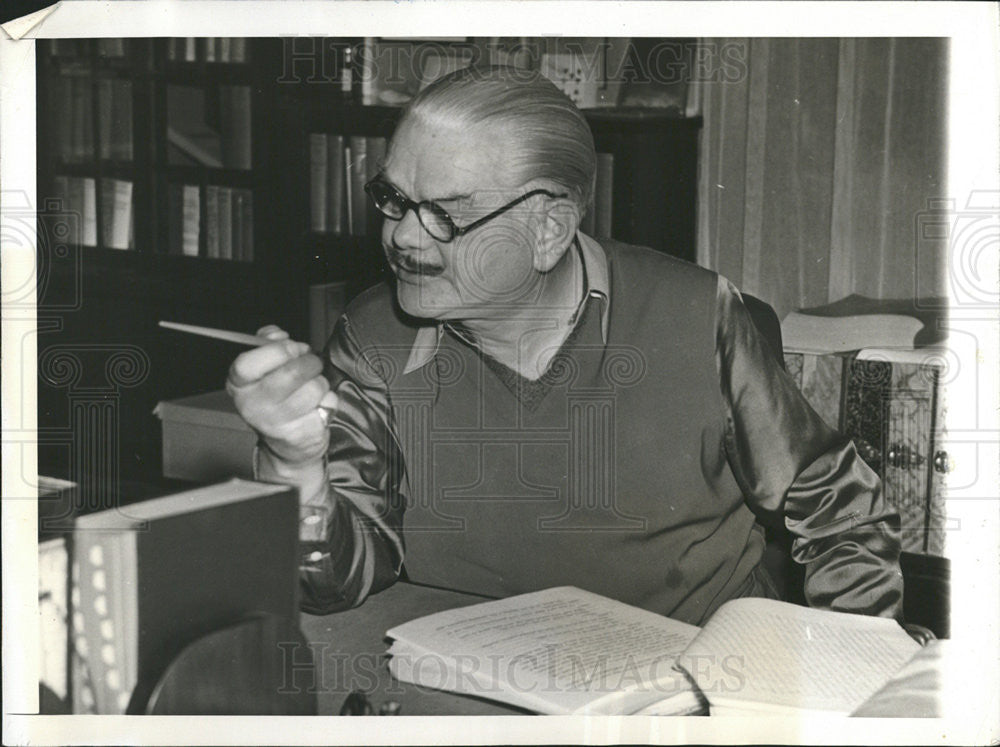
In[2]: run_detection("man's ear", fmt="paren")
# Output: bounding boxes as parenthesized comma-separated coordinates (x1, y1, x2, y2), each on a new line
(533, 198, 580, 272)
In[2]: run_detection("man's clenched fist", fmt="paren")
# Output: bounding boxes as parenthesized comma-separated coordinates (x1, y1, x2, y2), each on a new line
(227, 325, 337, 465)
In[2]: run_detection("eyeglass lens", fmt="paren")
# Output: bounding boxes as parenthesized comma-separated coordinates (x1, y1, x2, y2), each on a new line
(368, 180, 455, 242)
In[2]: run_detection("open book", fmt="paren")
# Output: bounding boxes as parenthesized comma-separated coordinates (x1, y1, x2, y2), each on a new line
(387, 586, 703, 715)
(680, 596, 921, 715)
(385, 587, 922, 716)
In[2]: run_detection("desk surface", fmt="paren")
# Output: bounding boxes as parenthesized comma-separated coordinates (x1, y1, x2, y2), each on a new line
(301, 582, 524, 716)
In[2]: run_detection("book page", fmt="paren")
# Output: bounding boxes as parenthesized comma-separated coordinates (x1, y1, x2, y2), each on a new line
(850, 639, 946, 717)
(386, 586, 700, 714)
(678, 598, 921, 714)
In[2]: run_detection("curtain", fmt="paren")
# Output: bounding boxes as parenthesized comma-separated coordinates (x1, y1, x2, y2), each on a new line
(695, 38, 948, 319)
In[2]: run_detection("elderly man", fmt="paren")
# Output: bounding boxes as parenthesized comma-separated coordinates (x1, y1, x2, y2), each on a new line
(228, 66, 903, 625)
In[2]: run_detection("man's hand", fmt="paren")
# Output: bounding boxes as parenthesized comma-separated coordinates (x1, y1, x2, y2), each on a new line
(226, 325, 337, 465)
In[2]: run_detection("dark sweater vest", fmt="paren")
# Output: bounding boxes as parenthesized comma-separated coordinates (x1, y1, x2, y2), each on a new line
(344, 240, 764, 625)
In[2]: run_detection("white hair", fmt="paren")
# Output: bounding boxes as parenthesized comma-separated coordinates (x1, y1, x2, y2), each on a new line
(400, 65, 597, 209)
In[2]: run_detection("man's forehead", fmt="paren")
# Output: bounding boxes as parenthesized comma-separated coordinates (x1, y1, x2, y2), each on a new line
(384, 119, 516, 201)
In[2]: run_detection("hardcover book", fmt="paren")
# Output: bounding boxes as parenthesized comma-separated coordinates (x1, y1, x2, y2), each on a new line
(70, 479, 300, 714)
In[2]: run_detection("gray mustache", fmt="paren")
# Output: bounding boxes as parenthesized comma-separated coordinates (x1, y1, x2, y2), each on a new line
(387, 247, 445, 277)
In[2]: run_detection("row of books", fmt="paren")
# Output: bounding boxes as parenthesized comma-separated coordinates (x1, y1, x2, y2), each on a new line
(167, 184, 254, 261)
(50, 74, 134, 163)
(47, 38, 249, 64)
(51, 176, 134, 250)
(166, 38, 249, 64)
(48, 38, 128, 59)
(308, 133, 387, 237)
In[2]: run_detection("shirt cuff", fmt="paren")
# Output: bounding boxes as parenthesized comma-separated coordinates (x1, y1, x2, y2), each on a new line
(253, 442, 332, 543)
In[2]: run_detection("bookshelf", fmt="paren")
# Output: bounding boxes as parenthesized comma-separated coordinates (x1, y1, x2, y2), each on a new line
(36, 36, 702, 485)
(36, 38, 290, 489)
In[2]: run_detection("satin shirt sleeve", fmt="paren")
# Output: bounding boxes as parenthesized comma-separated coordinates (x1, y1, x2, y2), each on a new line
(294, 314, 406, 615)
(714, 275, 904, 619)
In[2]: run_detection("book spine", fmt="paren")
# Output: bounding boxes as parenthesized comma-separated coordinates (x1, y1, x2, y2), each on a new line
(327, 134, 345, 236)
(595, 152, 614, 238)
(72, 530, 138, 714)
(114, 180, 133, 250)
(99, 178, 133, 250)
(218, 187, 233, 260)
(219, 87, 232, 166)
(97, 39, 125, 58)
(112, 80, 134, 161)
(309, 133, 328, 232)
(241, 189, 254, 262)
(230, 38, 247, 63)
(365, 136, 387, 236)
(181, 185, 200, 256)
(80, 77, 94, 163)
(70, 76, 93, 163)
(96, 79, 112, 160)
(231, 189, 245, 262)
(348, 136, 367, 236)
(98, 180, 111, 251)
(51, 76, 72, 162)
(81, 178, 97, 246)
(167, 183, 182, 255)
(204, 185, 220, 259)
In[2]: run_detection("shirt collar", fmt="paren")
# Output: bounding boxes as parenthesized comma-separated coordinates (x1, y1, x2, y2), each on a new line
(403, 233, 611, 375)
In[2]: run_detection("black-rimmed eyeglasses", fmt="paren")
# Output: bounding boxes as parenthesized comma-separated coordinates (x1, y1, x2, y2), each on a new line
(364, 177, 567, 243)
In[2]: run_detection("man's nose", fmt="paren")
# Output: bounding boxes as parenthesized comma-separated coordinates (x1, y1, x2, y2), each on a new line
(391, 207, 431, 251)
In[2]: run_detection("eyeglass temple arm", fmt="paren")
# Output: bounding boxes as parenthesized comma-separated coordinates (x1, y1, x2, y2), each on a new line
(453, 189, 567, 237)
